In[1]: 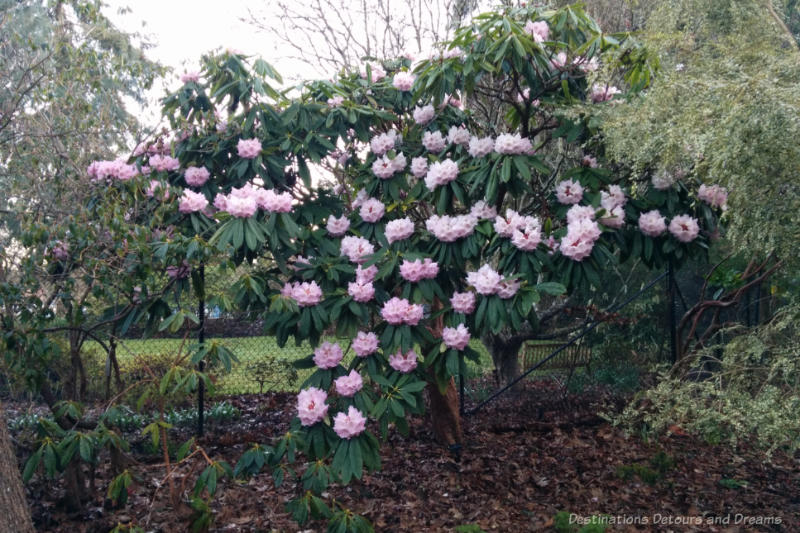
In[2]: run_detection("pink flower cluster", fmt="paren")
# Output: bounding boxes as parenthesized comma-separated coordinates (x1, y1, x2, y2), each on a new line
(468, 136, 495, 157)
(389, 349, 418, 373)
(510, 218, 542, 251)
(442, 324, 471, 350)
(494, 209, 536, 238)
(698, 184, 728, 209)
(494, 133, 533, 155)
(392, 71, 416, 91)
(370, 130, 400, 155)
(297, 387, 328, 426)
(145, 180, 169, 200)
(524, 20, 550, 42)
(327, 96, 344, 107)
(214, 184, 293, 217)
(385, 217, 415, 244)
(381, 297, 424, 325)
(424, 159, 459, 190)
(422, 131, 447, 153)
(590, 84, 621, 103)
(425, 214, 478, 242)
(326, 215, 350, 236)
(184, 166, 210, 187)
(399, 258, 439, 282)
(180, 71, 200, 83)
(372, 153, 406, 179)
(179, 190, 209, 213)
(359, 197, 385, 223)
(451, 291, 476, 314)
(447, 125, 470, 146)
(466, 264, 502, 295)
(313, 341, 344, 369)
(413, 105, 435, 125)
(284, 280, 323, 307)
(340, 236, 375, 263)
(149, 154, 181, 173)
(88, 159, 140, 182)
(668, 215, 700, 243)
(560, 214, 602, 262)
(333, 406, 367, 439)
(334, 370, 363, 397)
(411, 157, 428, 178)
(360, 62, 386, 82)
(237, 138, 262, 159)
(348, 279, 375, 302)
(497, 279, 520, 299)
(599, 185, 626, 228)
(638, 210, 667, 237)
(352, 331, 379, 357)
(470, 200, 497, 220)
(555, 179, 584, 204)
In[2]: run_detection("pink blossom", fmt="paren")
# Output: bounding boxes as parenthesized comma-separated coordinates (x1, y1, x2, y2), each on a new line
(180, 71, 200, 83)
(370, 130, 399, 155)
(385, 217, 415, 244)
(494, 133, 532, 155)
(590, 83, 621, 103)
(560, 218, 602, 261)
(281, 282, 296, 299)
(424, 159, 459, 190)
(470, 200, 497, 220)
(422, 131, 446, 153)
(599, 205, 625, 229)
(355, 265, 378, 283)
(601, 185, 626, 211)
(340, 236, 375, 263)
(237, 138, 262, 159)
(443, 47, 464, 59)
(359, 197, 385, 223)
(391, 153, 407, 172)
(179, 190, 209, 213)
(426, 214, 477, 242)
(468, 136, 495, 157)
(566, 205, 597, 225)
(184, 166, 210, 187)
(511, 218, 542, 251)
(226, 195, 258, 218)
(372, 156, 395, 179)
(333, 406, 367, 439)
(524, 20, 550, 42)
(348, 280, 375, 302)
(297, 387, 329, 426)
(292, 281, 323, 307)
(451, 291, 476, 314)
(51, 241, 69, 261)
(551, 52, 568, 69)
(442, 323, 471, 350)
(148, 154, 180, 173)
(582, 155, 598, 168)
(389, 349, 418, 373)
(651, 170, 675, 190)
(392, 71, 416, 91)
(638, 210, 667, 237)
(381, 297, 423, 325)
(334, 370, 363, 397)
(313, 341, 343, 369)
(411, 157, 428, 178)
(145, 180, 168, 200)
(327, 96, 344, 107)
(466, 264, 502, 295)
(413, 105, 435, 125)
(327, 215, 350, 236)
(494, 209, 526, 237)
(257, 189, 293, 213)
(352, 331, 379, 357)
(668, 215, 700, 243)
(497, 278, 520, 299)
(556, 179, 584, 205)
(698, 184, 728, 209)
(399, 258, 438, 282)
(360, 63, 386, 82)
(447, 125, 470, 147)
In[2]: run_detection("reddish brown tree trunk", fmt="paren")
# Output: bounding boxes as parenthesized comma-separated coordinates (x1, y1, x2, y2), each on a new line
(427, 377, 463, 445)
(0, 402, 36, 533)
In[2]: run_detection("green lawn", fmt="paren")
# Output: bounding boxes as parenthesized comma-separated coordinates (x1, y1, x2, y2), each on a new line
(106, 336, 496, 396)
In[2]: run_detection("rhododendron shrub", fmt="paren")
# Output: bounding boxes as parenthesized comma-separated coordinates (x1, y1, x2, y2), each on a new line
(83, 5, 726, 530)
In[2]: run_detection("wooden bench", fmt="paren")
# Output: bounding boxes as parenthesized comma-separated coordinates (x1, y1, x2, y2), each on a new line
(520, 340, 592, 372)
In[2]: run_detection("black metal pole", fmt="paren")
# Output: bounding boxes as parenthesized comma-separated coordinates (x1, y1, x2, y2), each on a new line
(197, 262, 206, 438)
(667, 261, 677, 364)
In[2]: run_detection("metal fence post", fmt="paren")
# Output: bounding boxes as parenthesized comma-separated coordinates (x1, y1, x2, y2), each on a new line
(197, 262, 205, 438)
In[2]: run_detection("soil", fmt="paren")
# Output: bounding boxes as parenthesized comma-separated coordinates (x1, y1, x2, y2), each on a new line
(8, 380, 800, 532)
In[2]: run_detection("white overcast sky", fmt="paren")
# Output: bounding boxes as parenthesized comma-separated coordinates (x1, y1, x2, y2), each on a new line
(101, 0, 319, 125)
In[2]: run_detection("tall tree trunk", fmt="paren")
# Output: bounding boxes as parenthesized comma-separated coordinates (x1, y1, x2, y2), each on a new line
(484, 333, 524, 388)
(0, 402, 36, 533)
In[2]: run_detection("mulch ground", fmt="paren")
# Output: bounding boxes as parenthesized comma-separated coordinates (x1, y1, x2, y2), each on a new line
(10, 380, 800, 532)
